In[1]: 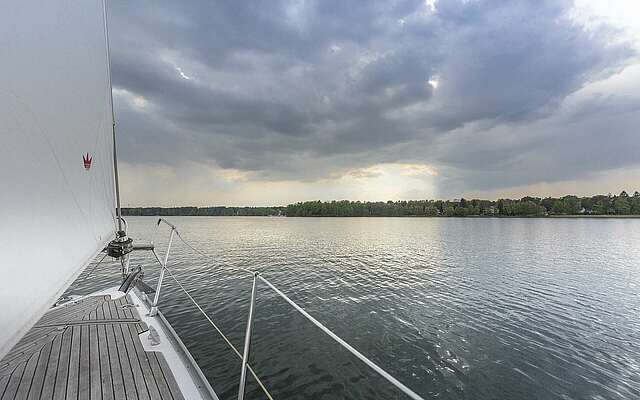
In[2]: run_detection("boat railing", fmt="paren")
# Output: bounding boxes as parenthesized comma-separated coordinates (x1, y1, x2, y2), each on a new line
(150, 218, 425, 400)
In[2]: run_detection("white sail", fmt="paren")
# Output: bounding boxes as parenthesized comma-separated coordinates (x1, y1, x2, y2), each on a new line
(0, 1, 116, 358)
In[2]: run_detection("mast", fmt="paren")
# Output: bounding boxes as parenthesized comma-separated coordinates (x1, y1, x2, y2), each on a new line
(103, 0, 132, 260)
(102, 0, 123, 233)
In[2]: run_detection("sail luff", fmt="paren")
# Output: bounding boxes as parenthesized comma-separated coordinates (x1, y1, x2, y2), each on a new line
(102, 0, 123, 233)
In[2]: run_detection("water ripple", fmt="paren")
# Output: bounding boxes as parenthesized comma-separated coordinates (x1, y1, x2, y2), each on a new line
(68, 217, 640, 400)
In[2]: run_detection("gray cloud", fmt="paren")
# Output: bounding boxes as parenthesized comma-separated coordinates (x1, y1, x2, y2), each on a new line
(108, 0, 638, 199)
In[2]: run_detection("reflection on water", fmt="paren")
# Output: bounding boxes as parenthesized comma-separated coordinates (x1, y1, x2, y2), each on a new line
(68, 217, 640, 399)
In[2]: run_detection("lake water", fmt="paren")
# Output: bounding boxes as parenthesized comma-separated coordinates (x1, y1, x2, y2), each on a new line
(68, 217, 640, 400)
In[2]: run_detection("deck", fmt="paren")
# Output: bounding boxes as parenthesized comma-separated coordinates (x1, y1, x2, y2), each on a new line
(0, 289, 217, 400)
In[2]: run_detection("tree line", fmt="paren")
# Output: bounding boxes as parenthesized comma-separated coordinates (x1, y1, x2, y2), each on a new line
(122, 206, 285, 217)
(122, 191, 640, 217)
(285, 192, 640, 217)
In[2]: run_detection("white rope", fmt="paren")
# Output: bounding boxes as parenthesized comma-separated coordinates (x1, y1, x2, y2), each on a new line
(173, 229, 255, 276)
(161, 265, 275, 400)
(258, 276, 426, 400)
(81, 252, 109, 281)
(155, 218, 253, 276)
(157, 219, 426, 400)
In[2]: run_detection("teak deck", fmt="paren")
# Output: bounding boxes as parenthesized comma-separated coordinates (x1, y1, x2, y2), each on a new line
(0, 294, 185, 400)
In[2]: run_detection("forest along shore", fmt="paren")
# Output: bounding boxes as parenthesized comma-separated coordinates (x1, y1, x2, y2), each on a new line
(122, 191, 640, 218)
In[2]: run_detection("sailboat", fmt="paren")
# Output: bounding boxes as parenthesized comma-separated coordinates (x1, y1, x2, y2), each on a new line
(0, 2, 425, 399)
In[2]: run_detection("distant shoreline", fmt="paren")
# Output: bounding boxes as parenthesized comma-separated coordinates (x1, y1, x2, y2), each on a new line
(122, 213, 640, 219)
(546, 214, 640, 219)
(122, 192, 640, 218)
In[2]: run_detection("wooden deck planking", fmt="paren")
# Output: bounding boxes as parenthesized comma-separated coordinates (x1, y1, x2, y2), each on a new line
(156, 355, 185, 400)
(144, 344, 175, 400)
(116, 322, 144, 400)
(0, 374, 10, 398)
(78, 325, 90, 400)
(0, 293, 189, 400)
(38, 297, 106, 327)
(53, 326, 72, 399)
(89, 323, 101, 400)
(126, 325, 163, 400)
(112, 322, 138, 400)
(66, 326, 81, 399)
(95, 302, 114, 400)
(121, 322, 151, 400)
(1, 328, 58, 371)
(13, 351, 38, 399)
(27, 340, 52, 400)
(39, 332, 62, 399)
(103, 313, 126, 400)
(1, 362, 26, 400)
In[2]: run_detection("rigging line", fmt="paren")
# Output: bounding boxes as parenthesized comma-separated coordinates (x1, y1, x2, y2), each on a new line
(157, 222, 425, 399)
(174, 232, 254, 276)
(158, 223, 254, 276)
(161, 266, 275, 400)
(102, 0, 124, 232)
(171, 222, 400, 292)
(158, 224, 424, 399)
(81, 252, 109, 282)
(258, 275, 426, 400)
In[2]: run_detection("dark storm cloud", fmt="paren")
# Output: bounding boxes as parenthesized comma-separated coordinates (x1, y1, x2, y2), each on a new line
(108, 0, 637, 192)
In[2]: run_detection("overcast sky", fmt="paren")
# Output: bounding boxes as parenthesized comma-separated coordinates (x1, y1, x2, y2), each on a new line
(108, 0, 640, 206)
